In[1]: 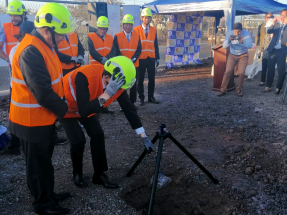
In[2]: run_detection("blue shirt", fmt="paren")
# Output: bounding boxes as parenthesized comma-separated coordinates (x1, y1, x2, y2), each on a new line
(0, 24, 6, 43)
(223, 29, 253, 55)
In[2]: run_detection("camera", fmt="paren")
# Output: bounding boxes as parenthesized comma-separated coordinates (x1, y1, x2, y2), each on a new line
(234, 36, 239, 40)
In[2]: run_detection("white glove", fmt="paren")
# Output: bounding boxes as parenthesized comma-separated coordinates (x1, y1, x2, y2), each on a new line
(78, 55, 84, 65)
(101, 57, 108, 65)
(71, 56, 79, 64)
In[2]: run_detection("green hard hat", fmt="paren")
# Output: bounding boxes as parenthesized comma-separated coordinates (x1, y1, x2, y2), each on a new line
(97, 16, 109, 28)
(34, 2, 75, 34)
(7, 0, 26, 15)
(104, 56, 136, 90)
(123, 14, 134, 24)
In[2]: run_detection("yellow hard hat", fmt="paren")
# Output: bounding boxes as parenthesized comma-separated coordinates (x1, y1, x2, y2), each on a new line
(97, 16, 109, 28)
(104, 56, 136, 90)
(7, 0, 26, 15)
(34, 2, 75, 34)
(141, 8, 152, 17)
(122, 14, 134, 24)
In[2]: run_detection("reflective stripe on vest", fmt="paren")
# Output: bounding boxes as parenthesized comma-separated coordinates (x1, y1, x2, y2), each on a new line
(3, 23, 19, 57)
(9, 34, 64, 127)
(87, 33, 113, 65)
(115, 32, 140, 67)
(57, 32, 79, 69)
(133, 25, 156, 59)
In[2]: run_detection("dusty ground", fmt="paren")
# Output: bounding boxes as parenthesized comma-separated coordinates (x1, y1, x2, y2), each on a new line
(2, 59, 287, 215)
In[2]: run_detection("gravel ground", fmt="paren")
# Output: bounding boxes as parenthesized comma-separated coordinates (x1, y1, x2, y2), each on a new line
(2, 59, 287, 214)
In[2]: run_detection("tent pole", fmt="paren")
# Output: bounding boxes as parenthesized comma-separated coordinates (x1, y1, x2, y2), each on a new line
(210, 17, 215, 57)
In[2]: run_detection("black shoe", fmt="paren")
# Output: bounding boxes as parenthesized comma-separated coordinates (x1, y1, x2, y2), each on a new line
(274, 88, 280, 95)
(73, 173, 88, 188)
(53, 192, 70, 203)
(54, 137, 68, 145)
(148, 97, 159, 104)
(139, 98, 144, 106)
(41, 205, 69, 214)
(100, 107, 115, 114)
(93, 173, 119, 189)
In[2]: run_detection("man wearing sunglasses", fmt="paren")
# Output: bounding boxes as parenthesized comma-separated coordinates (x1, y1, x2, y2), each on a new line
(264, 9, 287, 94)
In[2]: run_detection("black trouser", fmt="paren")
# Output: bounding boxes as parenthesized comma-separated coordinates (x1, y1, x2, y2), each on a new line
(59, 115, 107, 178)
(138, 57, 156, 100)
(261, 58, 268, 83)
(266, 49, 287, 89)
(129, 67, 139, 103)
(20, 137, 56, 213)
(8, 87, 21, 151)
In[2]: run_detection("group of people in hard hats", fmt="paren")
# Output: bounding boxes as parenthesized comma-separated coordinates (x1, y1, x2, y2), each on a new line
(0, 0, 160, 214)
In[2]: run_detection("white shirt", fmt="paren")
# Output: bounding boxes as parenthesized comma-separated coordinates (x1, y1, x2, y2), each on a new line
(274, 23, 286, 50)
(142, 24, 149, 35)
(123, 30, 131, 41)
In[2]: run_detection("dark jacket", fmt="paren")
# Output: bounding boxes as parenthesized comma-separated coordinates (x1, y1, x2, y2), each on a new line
(113, 32, 142, 61)
(88, 32, 116, 63)
(9, 29, 68, 143)
(75, 72, 142, 129)
(267, 23, 287, 53)
(54, 34, 85, 64)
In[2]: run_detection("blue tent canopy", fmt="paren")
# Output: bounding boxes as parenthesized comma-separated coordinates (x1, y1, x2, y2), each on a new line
(144, 0, 287, 32)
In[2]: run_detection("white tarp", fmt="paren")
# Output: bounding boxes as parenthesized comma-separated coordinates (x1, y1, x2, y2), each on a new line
(146, 1, 230, 14)
(122, 5, 141, 28)
(107, 4, 120, 37)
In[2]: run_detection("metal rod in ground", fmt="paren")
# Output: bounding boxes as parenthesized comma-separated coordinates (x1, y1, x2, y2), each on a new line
(169, 135, 219, 184)
(126, 133, 159, 177)
(148, 136, 164, 215)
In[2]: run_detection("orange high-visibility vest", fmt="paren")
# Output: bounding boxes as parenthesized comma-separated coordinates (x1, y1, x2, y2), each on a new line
(115, 32, 139, 67)
(3, 22, 19, 57)
(133, 25, 156, 59)
(9, 34, 63, 127)
(57, 31, 79, 70)
(63, 64, 124, 118)
(87, 33, 113, 66)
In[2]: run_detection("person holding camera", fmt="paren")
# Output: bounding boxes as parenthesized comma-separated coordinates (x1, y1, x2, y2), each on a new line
(263, 9, 287, 94)
(217, 22, 252, 97)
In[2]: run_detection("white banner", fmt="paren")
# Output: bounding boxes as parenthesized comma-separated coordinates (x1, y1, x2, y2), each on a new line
(0, 14, 35, 67)
(107, 4, 120, 37)
(122, 5, 141, 28)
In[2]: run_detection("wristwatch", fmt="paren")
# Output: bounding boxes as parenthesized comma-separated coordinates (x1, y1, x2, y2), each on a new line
(99, 97, 106, 106)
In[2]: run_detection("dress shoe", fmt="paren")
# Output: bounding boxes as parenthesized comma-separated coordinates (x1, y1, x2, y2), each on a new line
(139, 98, 144, 106)
(263, 87, 271, 93)
(236, 91, 243, 97)
(217, 91, 226, 96)
(148, 97, 159, 104)
(258, 82, 265, 86)
(274, 88, 280, 95)
(53, 192, 70, 202)
(73, 173, 88, 188)
(41, 205, 69, 214)
(93, 173, 119, 189)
